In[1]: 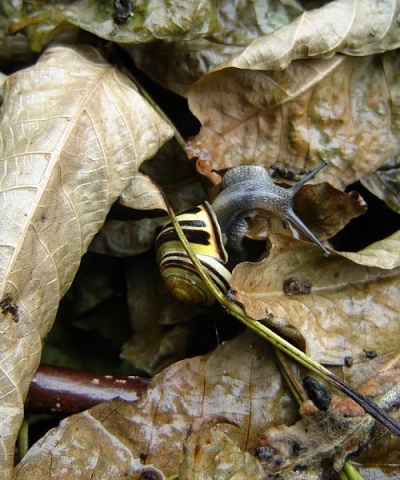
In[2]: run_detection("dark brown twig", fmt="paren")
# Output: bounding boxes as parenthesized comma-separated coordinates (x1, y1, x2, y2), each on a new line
(25, 364, 150, 414)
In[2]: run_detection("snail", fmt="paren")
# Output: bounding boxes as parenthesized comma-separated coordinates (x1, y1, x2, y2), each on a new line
(156, 162, 329, 305)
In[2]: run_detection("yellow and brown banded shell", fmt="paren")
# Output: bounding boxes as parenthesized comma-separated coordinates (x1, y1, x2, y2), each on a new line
(156, 202, 231, 305)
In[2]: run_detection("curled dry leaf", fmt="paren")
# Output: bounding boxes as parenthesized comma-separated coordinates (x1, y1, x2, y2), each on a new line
(188, 51, 400, 187)
(218, 0, 400, 72)
(0, 44, 173, 476)
(126, 0, 303, 95)
(8, 0, 221, 49)
(13, 331, 298, 479)
(119, 171, 168, 211)
(231, 233, 400, 365)
(361, 155, 400, 214)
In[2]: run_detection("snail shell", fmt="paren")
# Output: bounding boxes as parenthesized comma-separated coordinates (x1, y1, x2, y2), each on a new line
(155, 202, 231, 305)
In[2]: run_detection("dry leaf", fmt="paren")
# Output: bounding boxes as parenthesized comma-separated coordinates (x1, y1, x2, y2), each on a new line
(126, 0, 303, 95)
(121, 256, 194, 374)
(180, 416, 265, 479)
(89, 218, 164, 257)
(13, 331, 298, 479)
(231, 233, 400, 365)
(8, 0, 221, 49)
(0, 44, 173, 476)
(188, 52, 400, 186)
(361, 155, 400, 214)
(119, 171, 168, 211)
(218, 0, 400, 72)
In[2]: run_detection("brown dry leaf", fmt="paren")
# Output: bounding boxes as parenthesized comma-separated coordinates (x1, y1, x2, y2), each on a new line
(0, 44, 173, 476)
(187, 51, 400, 187)
(236, 181, 367, 247)
(13, 330, 298, 479)
(230, 232, 400, 365)
(121, 255, 195, 374)
(180, 416, 265, 479)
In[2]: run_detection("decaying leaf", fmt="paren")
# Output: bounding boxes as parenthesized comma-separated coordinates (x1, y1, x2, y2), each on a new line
(180, 416, 265, 479)
(121, 255, 194, 374)
(257, 400, 375, 478)
(231, 232, 400, 365)
(13, 331, 299, 479)
(188, 52, 400, 186)
(8, 0, 221, 49)
(257, 351, 400, 478)
(340, 351, 400, 473)
(0, 44, 173, 475)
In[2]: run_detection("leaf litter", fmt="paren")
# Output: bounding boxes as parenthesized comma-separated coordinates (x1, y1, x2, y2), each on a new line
(1, 0, 400, 479)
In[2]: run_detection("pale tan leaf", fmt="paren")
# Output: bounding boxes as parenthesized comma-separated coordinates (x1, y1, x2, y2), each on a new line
(0, 44, 173, 476)
(231, 234, 400, 366)
(341, 230, 400, 269)
(13, 331, 298, 479)
(119, 171, 168, 211)
(187, 51, 400, 188)
(126, 0, 304, 95)
(217, 0, 400, 72)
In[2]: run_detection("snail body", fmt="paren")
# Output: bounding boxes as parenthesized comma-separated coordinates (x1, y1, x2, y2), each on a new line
(212, 161, 329, 257)
(157, 162, 329, 304)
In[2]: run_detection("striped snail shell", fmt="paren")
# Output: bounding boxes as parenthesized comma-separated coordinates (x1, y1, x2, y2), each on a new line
(155, 202, 231, 305)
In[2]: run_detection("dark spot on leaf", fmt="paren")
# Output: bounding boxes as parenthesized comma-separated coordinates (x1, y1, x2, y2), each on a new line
(283, 277, 311, 296)
(113, 0, 134, 25)
(344, 356, 353, 367)
(0, 295, 19, 323)
(364, 349, 378, 359)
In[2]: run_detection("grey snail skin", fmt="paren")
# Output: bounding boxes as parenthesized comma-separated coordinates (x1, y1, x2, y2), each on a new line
(156, 162, 329, 304)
